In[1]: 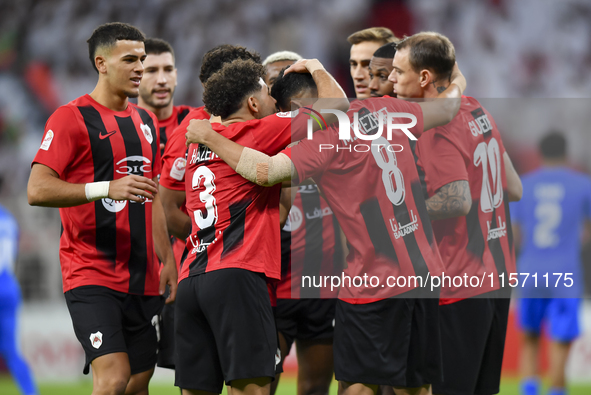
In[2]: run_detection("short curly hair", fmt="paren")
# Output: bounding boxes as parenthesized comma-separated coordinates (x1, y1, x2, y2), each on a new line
(203, 59, 265, 119)
(271, 69, 317, 111)
(199, 44, 261, 84)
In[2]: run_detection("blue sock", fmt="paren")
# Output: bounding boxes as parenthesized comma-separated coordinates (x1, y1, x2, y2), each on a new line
(547, 388, 566, 395)
(520, 377, 540, 395)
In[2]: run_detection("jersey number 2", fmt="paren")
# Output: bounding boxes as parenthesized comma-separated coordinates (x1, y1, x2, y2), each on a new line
(192, 166, 218, 229)
(474, 138, 503, 213)
(534, 202, 562, 248)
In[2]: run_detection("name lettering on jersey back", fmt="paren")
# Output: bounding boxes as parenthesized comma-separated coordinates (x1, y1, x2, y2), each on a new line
(389, 210, 420, 239)
(469, 108, 492, 137)
(190, 145, 218, 164)
(487, 216, 507, 241)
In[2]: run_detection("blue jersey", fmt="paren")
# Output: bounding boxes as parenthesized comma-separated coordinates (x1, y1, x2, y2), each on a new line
(511, 167, 591, 296)
(0, 205, 19, 275)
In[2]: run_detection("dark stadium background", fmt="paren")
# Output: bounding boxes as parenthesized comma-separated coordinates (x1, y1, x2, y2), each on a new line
(1, 0, 591, 393)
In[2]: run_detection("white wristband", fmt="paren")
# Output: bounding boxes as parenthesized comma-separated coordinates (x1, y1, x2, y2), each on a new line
(85, 181, 110, 202)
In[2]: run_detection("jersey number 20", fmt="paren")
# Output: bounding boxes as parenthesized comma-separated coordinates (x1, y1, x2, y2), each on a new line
(474, 138, 503, 213)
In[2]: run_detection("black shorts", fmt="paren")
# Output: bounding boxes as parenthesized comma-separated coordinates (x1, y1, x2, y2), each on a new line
(157, 299, 175, 369)
(334, 297, 441, 387)
(64, 285, 164, 375)
(174, 269, 277, 392)
(275, 298, 336, 371)
(432, 297, 510, 395)
(275, 298, 335, 348)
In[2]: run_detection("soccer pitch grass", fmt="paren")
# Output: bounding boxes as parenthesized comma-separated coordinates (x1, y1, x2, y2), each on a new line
(1, 376, 591, 395)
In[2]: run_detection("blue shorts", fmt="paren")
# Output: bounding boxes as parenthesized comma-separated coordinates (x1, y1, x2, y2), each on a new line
(518, 298, 580, 342)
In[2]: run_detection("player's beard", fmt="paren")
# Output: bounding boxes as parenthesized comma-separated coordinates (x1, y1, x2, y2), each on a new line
(139, 89, 173, 108)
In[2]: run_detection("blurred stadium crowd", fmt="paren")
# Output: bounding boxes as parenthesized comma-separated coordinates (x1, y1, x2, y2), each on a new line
(1, 0, 591, 302)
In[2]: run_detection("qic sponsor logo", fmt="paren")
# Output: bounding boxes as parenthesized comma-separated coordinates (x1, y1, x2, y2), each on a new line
(116, 156, 151, 176)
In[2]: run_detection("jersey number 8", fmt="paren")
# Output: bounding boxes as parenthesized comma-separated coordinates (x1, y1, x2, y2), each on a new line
(372, 137, 406, 206)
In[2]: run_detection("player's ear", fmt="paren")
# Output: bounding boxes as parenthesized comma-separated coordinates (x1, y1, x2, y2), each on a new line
(247, 96, 259, 114)
(95, 55, 107, 74)
(419, 69, 432, 88)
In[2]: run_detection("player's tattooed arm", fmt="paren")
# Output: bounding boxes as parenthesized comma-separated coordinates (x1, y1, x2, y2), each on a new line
(425, 180, 472, 220)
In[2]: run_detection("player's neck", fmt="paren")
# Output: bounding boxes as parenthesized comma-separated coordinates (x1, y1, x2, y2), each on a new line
(138, 100, 174, 121)
(542, 158, 567, 167)
(221, 106, 256, 126)
(89, 83, 129, 112)
(424, 82, 448, 99)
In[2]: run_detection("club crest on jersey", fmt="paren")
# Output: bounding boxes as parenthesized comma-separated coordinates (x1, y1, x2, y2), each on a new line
(90, 331, 103, 349)
(40, 130, 54, 150)
(140, 123, 153, 144)
(170, 157, 186, 181)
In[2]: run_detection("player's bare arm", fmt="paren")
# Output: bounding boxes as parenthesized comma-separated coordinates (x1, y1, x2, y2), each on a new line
(186, 119, 295, 187)
(417, 63, 466, 132)
(504, 152, 523, 201)
(284, 59, 349, 128)
(425, 180, 472, 221)
(151, 177, 178, 304)
(159, 185, 191, 240)
(28, 163, 158, 207)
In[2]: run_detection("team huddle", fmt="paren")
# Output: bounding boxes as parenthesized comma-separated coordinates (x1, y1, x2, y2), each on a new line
(27, 21, 581, 395)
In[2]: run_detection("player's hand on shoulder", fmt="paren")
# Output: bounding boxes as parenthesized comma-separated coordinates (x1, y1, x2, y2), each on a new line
(186, 119, 214, 147)
(284, 59, 323, 75)
(109, 175, 158, 203)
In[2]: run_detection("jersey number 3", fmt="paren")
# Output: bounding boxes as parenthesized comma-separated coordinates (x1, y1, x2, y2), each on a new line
(474, 138, 503, 213)
(192, 166, 218, 229)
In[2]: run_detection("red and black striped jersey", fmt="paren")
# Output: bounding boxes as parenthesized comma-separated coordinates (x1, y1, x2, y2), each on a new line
(285, 97, 444, 303)
(32, 94, 161, 295)
(180, 111, 308, 282)
(160, 106, 209, 193)
(278, 184, 344, 299)
(159, 106, 209, 265)
(157, 105, 193, 149)
(415, 96, 515, 303)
